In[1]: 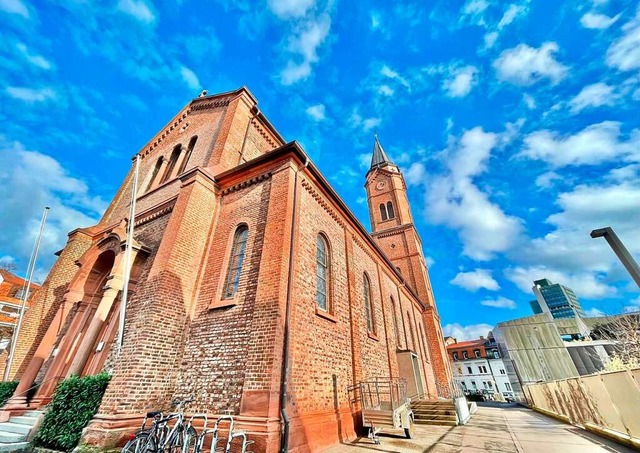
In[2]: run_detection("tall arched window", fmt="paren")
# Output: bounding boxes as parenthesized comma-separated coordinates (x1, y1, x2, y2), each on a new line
(146, 157, 164, 192)
(386, 201, 395, 219)
(379, 204, 388, 221)
(363, 273, 374, 333)
(316, 234, 330, 311)
(177, 136, 198, 175)
(223, 225, 249, 299)
(391, 296, 401, 345)
(407, 310, 417, 351)
(160, 145, 182, 184)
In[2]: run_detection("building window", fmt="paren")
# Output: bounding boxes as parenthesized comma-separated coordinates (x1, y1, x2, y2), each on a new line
(14, 288, 27, 300)
(462, 351, 468, 359)
(386, 201, 395, 219)
(467, 366, 472, 374)
(177, 136, 197, 175)
(474, 349, 481, 358)
(379, 204, 388, 221)
(453, 352, 459, 361)
(505, 383, 512, 391)
(390, 296, 401, 344)
(471, 380, 476, 388)
(479, 365, 487, 374)
(363, 273, 374, 333)
(146, 157, 164, 192)
(223, 225, 249, 299)
(316, 234, 330, 311)
(160, 144, 181, 184)
(500, 369, 506, 375)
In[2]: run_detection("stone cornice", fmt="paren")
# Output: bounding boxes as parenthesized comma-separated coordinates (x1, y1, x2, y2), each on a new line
(301, 178, 346, 229)
(221, 172, 272, 195)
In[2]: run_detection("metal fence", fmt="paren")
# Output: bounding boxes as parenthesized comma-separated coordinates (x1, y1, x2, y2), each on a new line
(523, 367, 640, 447)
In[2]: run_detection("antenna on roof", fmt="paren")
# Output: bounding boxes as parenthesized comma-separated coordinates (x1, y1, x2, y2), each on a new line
(199, 90, 208, 98)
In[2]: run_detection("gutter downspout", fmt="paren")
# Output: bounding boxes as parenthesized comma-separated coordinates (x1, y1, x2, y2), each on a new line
(280, 158, 308, 453)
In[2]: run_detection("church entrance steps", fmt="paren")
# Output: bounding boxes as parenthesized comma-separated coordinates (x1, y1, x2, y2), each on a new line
(0, 410, 44, 452)
(412, 399, 459, 426)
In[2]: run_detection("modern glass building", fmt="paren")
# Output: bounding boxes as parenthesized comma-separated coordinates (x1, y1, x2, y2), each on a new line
(531, 278, 586, 319)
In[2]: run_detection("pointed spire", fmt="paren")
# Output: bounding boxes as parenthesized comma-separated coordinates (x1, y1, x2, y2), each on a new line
(370, 132, 394, 169)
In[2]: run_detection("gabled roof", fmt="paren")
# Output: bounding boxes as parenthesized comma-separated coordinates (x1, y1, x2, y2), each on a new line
(446, 338, 486, 350)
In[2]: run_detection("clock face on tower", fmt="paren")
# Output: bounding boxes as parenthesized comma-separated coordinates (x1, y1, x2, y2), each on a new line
(375, 181, 387, 191)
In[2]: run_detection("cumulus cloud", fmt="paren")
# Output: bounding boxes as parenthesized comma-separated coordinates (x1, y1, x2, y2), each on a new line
(404, 162, 426, 186)
(350, 109, 380, 132)
(505, 266, 615, 299)
(463, 0, 488, 16)
(443, 66, 478, 98)
(623, 297, 640, 313)
(569, 83, 615, 113)
(425, 127, 523, 260)
(494, 42, 569, 86)
(443, 323, 493, 341)
(0, 139, 106, 280)
(6, 86, 56, 102)
(581, 12, 619, 29)
(497, 4, 526, 29)
(535, 171, 562, 189)
(606, 7, 640, 71)
(267, 0, 315, 19)
(521, 121, 640, 167)
(117, 0, 156, 24)
(179, 66, 200, 90)
(484, 31, 498, 48)
(480, 296, 516, 309)
(585, 307, 605, 317)
(451, 269, 500, 291)
(305, 104, 326, 121)
(16, 43, 53, 70)
(0, 0, 29, 18)
(280, 13, 331, 85)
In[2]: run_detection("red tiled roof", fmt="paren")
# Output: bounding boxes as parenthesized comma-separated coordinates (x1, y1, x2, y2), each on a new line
(446, 338, 485, 350)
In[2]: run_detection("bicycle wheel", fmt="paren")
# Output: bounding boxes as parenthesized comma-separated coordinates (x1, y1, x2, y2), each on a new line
(181, 427, 197, 453)
(166, 427, 196, 453)
(122, 432, 156, 453)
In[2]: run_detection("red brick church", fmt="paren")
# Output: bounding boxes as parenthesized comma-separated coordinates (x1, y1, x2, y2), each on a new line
(3, 87, 452, 452)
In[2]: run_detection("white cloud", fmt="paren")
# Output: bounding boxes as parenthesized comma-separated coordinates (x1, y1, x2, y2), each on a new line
(498, 4, 526, 29)
(305, 103, 326, 121)
(443, 66, 478, 98)
(569, 83, 615, 113)
(484, 31, 498, 48)
(380, 65, 410, 89)
(494, 42, 569, 86)
(521, 121, 640, 167)
(404, 162, 426, 186)
(280, 14, 331, 85)
(463, 0, 488, 15)
(623, 297, 640, 313)
(523, 93, 536, 109)
(117, 0, 156, 24)
(179, 66, 200, 90)
(378, 85, 394, 96)
(0, 139, 106, 279)
(425, 128, 523, 260)
(480, 296, 516, 309)
(535, 171, 561, 189)
(0, 0, 28, 17)
(6, 86, 56, 102)
(606, 7, 640, 71)
(370, 11, 381, 30)
(581, 12, 619, 29)
(443, 323, 493, 341)
(16, 43, 52, 70)
(585, 307, 605, 317)
(267, 0, 315, 19)
(363, 118, 381, 131)
(425, 256, 435, 267)
(505, 266, 615, 299)
(451, 269, 500, 291)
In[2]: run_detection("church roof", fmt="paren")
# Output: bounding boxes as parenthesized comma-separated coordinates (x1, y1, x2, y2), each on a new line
(369, 134, 394, 169)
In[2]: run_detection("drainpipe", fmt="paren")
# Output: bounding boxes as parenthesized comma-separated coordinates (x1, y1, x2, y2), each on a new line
(280, 157, 308, 453)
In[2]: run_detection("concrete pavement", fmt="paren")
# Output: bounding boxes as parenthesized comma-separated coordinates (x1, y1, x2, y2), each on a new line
(321, 403, 636, 453)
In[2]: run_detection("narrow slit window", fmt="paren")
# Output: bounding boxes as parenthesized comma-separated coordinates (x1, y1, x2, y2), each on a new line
(177, 136, 197, 175)
(379, 204, 388, 221)
(146, 157, 164, 192)
(160, 145, 182, 184)
(364, 273, 374, 333)
(223, 225, 249, 299)
(386, 201, 395, 219)
(316, 235, 330, 311)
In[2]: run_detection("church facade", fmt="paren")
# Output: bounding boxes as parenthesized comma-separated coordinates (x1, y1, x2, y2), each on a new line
(3, 87, 452, 452)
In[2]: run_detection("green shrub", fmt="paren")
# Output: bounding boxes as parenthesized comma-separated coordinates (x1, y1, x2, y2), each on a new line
(35, 372, 110, 451)
(0, 381, 18, 407)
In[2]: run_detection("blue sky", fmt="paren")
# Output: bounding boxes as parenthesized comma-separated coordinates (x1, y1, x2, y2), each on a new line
(1, 0, 639, 340)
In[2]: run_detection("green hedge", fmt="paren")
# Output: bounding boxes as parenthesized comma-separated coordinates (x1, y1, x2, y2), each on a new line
(35, 372, 110, 451)
(0, 381, 18, 407)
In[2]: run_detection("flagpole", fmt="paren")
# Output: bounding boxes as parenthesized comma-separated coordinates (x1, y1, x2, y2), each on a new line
(117, 155, 140, 356)
(4, 206, 50, 381)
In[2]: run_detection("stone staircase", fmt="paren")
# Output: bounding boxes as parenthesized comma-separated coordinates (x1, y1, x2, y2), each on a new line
(412, 399, 458, 426)
(0, 410, 44, 452)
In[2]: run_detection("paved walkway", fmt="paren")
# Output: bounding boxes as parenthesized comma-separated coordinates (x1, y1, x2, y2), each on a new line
(322, 403, 636, 453)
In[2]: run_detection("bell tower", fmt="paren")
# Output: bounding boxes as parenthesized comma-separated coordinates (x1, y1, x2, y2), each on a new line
(364, 134, 453, 390)
(364, 135, 434, 306)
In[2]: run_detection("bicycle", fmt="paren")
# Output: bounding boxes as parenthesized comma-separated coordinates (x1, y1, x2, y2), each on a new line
(122, 398, 197, 453)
